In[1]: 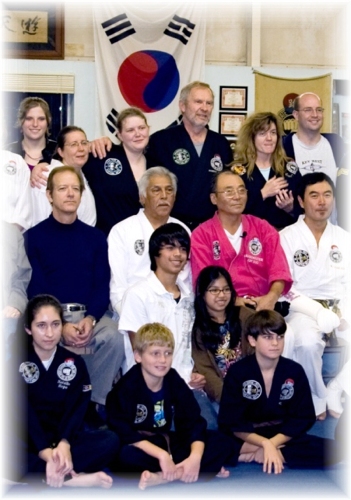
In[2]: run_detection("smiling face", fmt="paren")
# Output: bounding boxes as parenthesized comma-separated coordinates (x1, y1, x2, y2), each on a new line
(298, 180, 334, 224)
(21, 106, 48, 142)
(180, 87, 214, 130)
(293, 93, 324, 134)
(155, 242, 188, 276)
(135, 344, 173, 386)
(117, 115, 149, 154)
(254, 122, 278, 158)
(204, 275, 231, 319)
(57, 130, 89, 169)
(210, 172, 247, 216)
(47, 170, 82, 219)
(25, 305, 62, 361)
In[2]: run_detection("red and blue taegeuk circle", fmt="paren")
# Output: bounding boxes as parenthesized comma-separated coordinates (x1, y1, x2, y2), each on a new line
(117, 50, 180, 113)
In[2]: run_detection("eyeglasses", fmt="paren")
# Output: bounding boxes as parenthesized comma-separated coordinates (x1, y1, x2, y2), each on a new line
(206, 287, 231, 296)
(216, 187, 247, 197)
(65, 140, 90, 149)
(298, 107, 324, 115)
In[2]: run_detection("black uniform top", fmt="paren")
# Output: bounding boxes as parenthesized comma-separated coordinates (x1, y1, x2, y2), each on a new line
(218, 354, 315, 439)
(7, 139, 57, 166)
(236, 162, 303, 230)
(146, 123, 233, 226)
(83, 144, 142, 235)
(106, 363, 207, 446)
(19, 343, 91, 452)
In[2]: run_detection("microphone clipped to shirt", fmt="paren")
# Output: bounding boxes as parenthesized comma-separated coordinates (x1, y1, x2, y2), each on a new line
(240, 231, 247, 238)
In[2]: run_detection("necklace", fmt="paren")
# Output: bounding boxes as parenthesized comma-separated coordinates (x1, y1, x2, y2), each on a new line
(24, 150, 43, 161)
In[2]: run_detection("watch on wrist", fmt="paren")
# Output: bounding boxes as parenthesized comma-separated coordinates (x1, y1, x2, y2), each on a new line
(86, 315, 97, 327)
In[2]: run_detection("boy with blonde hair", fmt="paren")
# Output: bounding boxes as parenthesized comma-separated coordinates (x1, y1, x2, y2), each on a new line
(106, 323, 231, 490)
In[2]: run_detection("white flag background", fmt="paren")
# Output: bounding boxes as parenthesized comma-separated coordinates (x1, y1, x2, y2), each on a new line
(93, 3, 206, 139)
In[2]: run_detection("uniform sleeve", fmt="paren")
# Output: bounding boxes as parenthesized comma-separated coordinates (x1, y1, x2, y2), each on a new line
(218, 362, 256, 435)
(108, 224, 129, 314)
(192, 328, 223, 404)
(58, 356, 91, 443)
(262, 222, 293, 295)
(145, 132, 163, 167)
(87, 231, 110, 319)
(25, 230, 50, 299)
(118, 286, 150, 332)
(190, 226, 214, 288)
(279, 364, 316, 438)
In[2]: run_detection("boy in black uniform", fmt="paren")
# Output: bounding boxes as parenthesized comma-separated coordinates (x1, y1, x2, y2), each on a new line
(106, 322, 232, 490)
(218, 310, 340, 473)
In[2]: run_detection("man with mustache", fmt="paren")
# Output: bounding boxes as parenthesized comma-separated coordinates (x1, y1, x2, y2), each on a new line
(146, 81, 233, 229)
(108, 167, 191, 316)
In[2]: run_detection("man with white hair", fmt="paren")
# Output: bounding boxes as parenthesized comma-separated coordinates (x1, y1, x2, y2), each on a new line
(108, 166, 190, 315)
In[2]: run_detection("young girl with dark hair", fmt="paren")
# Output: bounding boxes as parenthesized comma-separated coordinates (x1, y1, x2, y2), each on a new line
(192, 265, 253, 405)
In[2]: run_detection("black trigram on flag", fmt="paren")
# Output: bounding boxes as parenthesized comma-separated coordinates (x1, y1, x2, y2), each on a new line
(106, 108, 119, 135)
(101, 14, 135, 44)
(164, 15, 195, 45)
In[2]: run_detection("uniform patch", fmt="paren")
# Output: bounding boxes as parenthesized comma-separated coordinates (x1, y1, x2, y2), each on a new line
(285, 161, 299, 177)
(4, 161, 17, 175)
(231, 164, 246, 176)
(173, 148, 190, 165)
(243, 380, 262, 400)
(19, 361, 39, 384)
(57, 359, 77, 382)
(329, 245, 342, 263)
(134, 239, 145, 255)
(210, 154, 223, 172)
(104, 158, 122, 175)
(248, 238, 262, 256)
(280, 378, 295, 400)
(293, 250, 310, 267)
(134, 404, 148, 424)
(213, 240, 221, 260)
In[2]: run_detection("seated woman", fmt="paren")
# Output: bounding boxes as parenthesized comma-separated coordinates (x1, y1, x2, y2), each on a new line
(31, 126, 96, 227)
(12, 294, 118, 488)
(231, 112, 302, 229)
(192, 266, 253, 407)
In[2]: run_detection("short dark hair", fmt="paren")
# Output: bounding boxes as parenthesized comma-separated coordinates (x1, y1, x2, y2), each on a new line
(149, 223, 190, 272)
(297, 172, 335, 200)
(243, 310, 286, 340)
(56, 125, 87, 153)
(210, 170, 241, 194)
(25, 294, 63, 329)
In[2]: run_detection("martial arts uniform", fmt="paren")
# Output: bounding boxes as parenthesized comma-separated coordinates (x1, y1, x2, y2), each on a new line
(191, 212, 293, 297)
(106, 364, 232, 475)
(83, 145, 142, 235)
(25, 215, 125, 405)
(31, 159, 96, 227)
(237, 162, 303, 229)
(218, 354, 336, 468)
(17, 343, 118, 477)
(280, 215, 350, 414)
(108, 208, 191, 314)
(146, 123, 233, 227)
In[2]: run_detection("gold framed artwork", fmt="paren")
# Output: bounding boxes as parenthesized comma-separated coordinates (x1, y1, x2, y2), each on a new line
(2, 3, 64, 60)
(219, 113, 247, 138)
(220, 86, 248, 111)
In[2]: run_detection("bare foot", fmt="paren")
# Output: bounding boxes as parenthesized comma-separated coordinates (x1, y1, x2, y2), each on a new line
(216, 466, 230, 478)
(328, 409, 342, 419)
(64, 471, 113, 489)
(139, 471, 169, 490)
(316, 411, 327, 421)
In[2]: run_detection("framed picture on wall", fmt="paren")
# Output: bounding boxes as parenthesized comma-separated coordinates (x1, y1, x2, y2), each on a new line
(219, 113, 247, 138)
(220, 86, 248, 111)
(2, 3, 64, 59)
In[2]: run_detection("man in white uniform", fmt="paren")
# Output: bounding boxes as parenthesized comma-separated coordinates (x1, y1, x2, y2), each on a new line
(108, 166, 190, 314)
(280, 172, 349, 418)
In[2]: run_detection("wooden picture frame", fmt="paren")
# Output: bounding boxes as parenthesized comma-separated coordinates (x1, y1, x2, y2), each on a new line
(2, 3, 64, 60)
(219, 112, 247, 138)
(220, 86, 248, 111)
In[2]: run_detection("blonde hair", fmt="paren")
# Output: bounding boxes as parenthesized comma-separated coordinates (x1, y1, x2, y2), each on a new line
(134, 323, 175, 354)
(232, 112, 288, 178)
